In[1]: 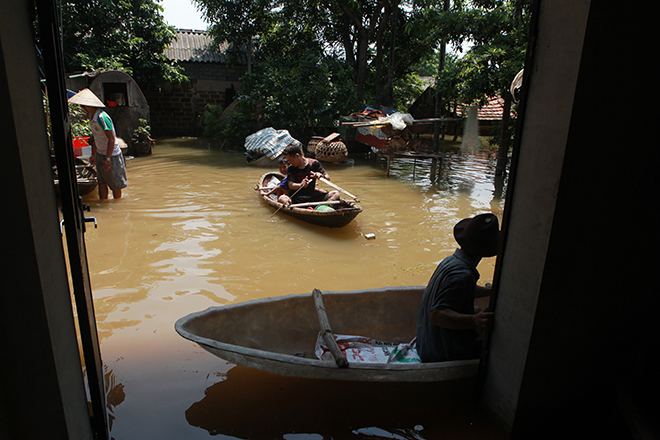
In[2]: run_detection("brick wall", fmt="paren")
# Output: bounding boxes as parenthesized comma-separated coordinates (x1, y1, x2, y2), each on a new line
(145, 61, 247, 138)
(145, 83, 222, 137)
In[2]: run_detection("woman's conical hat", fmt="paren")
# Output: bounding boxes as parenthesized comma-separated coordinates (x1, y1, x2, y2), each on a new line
(68, 88, 105, 107)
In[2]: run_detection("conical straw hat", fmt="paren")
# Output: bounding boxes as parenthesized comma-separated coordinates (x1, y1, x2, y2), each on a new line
(68, 88, 105, 107)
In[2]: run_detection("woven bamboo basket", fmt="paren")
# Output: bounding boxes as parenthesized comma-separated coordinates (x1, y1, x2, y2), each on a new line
(315, 141, 348, 162)
(307, 136, 324, 155)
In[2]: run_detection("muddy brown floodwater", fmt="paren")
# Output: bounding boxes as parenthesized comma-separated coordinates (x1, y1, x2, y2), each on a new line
(76, 139, 509, 439)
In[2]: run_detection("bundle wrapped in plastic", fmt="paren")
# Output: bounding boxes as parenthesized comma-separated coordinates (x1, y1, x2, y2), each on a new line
(245, 127, 300, 161)
(315, 333, 421, 364)
(378, 112, 414, 131)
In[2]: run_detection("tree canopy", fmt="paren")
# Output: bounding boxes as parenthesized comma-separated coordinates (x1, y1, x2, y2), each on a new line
(452, 0, 530, 104)
(196, 0, 530, 102)
(195, 0, 531, 146)
(195, 0, 454, 107)
(54, 0, 531, 156)
(59, 0, 186, 88)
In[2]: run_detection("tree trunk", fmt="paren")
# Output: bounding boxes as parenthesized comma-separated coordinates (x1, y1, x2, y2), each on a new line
(354, 32, 369, 102)
(383, 0, 399, 107)
(246, 37, 252, 73)
(432, 0, 450, 153)
(374, 3, 390, 105)
(432, 43, 446, 153)
(341, 18, 355, 69)
(336, 0, 383, 104)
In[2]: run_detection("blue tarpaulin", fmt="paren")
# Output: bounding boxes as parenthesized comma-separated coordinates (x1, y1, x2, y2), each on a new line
(244, 127, 300, 160)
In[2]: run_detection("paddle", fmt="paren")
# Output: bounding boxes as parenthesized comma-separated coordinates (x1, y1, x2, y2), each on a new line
(270, 184, 305, 217)
(313, 289, 348, 368)
(318, 177, 360, 202)
(289, 200, 344, 208)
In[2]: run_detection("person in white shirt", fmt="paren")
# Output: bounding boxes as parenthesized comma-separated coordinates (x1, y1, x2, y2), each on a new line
(68, 89, 127, 199)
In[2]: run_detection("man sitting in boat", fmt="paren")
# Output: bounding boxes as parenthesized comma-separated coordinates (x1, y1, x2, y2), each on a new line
(416, 213, 500, 362)
(278, 143, 340, 206)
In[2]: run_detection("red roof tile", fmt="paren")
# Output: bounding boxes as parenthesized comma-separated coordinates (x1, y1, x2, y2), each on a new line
(458, 96, 515, 120)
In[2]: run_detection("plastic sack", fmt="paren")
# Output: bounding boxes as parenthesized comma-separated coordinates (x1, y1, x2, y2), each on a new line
(315, 333, 421, 364)
(378, 112, 414, 131)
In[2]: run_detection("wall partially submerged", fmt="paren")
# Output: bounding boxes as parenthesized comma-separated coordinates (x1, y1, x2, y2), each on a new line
(148, 29, 247, 138)
(144, 61, 245, 138)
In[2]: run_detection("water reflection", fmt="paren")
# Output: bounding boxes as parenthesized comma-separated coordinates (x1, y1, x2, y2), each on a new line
(185, 366, 506, 439)
(104, 366, 126, 432)
(353, 427, 424, 439)
(81, 141, 508, 439)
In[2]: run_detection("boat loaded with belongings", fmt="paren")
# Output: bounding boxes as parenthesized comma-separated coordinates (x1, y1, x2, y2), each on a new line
(175, 286, 480, 382)
(256, 172, 362, 228)
(52, 156, 98, 196)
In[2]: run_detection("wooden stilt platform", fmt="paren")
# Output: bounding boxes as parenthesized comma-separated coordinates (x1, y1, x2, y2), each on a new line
(377, 151, 444, 180)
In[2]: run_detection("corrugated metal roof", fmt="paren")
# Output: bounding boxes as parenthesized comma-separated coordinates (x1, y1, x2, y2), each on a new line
(164, 29, 230, 63)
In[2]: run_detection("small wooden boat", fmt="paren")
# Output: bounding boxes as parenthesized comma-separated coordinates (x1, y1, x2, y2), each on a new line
(257, 172, 362, 228)
(52, 157, 98, 196)
(175, 286, 480, 382)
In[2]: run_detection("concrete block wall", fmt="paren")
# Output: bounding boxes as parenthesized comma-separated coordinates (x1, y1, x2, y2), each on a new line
(145, 61, 246, 138)
(184, 62, 246, 83)
(145, 84, 220, 137)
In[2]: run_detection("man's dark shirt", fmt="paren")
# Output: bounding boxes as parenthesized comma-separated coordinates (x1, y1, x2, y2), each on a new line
(416, 248, 481, 362)
(287, 158, 327, 202)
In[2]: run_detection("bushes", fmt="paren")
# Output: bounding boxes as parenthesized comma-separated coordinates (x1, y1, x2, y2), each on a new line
(203, 99, 258, 150)
(202, 24, 361, 149)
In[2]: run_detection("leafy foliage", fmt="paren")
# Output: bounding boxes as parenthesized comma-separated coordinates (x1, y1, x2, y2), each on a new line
(43, 96, 89, 152)
(195, 0, 531, 149)
(195, 0, 451, 107)
(203, 100, 258, 149)
(68, 103, 90, 137)
(203, 21, 361, 146)
(131, 118, 152, 141)
(438, 0, 531, 105)
(199, 0, 275, 65)
(244, 23, 360, 134)
(59, 0, 186, 88)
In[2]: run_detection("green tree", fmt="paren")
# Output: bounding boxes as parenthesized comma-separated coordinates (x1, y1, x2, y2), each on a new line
(60, 0, 186, 88)
(456, 0, 531, 175)
(195, 0, 450, 107)
(196, 0, 531, 154)
(196, 0, 275, 71)
(203, 22, 360, 145)
(425, 0, 530, 171)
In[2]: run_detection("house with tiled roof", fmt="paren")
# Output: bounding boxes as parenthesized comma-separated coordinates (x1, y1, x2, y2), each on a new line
(468, 95, 516, 121)
(144, 29, 247, 137)
(408, 84, 516, 136)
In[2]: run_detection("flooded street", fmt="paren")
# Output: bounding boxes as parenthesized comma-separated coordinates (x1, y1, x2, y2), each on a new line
(79, 139, 508, 439)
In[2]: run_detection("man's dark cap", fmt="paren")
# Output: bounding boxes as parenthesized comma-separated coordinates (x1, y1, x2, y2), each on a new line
(454, 213, 500, 257)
